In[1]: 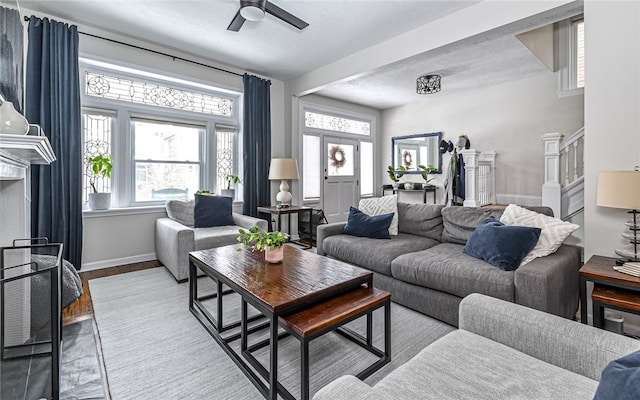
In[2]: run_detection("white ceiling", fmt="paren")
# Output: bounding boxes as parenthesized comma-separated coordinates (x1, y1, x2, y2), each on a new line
(13, 0, 582, 110)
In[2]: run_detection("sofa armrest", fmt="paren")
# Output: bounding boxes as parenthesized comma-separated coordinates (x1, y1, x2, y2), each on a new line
(316, 222, 347, 256)
(514, 244, 581, 319)
(459, 293, 640, 381)
(313, 375, 392, 400)
(232, 213, 268, 231)
(155, 218, 195, 282)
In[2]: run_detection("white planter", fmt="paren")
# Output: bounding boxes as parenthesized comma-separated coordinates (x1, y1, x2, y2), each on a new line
(220, 189, 235, 198)
(88, 192, 111, 210)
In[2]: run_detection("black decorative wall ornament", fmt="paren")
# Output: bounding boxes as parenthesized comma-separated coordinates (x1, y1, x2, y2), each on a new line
(329, 145, 346, 169)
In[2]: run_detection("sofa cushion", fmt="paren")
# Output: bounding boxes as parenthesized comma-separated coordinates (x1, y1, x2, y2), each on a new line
(322, 233, 438, 276)
(343, 207, 393, 239)
(594, 350, 640, 400)
(166, 199, 195, 227)
(194, 225, 242, 250)
(500, 204, 579, 265)
(194, 195, 235, 228)
(391, 243, 515, 301)
(359, 195, 398, 235)
(464, 217, 541, 271)
(441, 206, 504, 244)
(374, 330, 599, 400)
(397, 202, 444, 241)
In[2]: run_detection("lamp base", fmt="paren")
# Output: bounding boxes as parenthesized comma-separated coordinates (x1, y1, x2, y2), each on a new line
(276, 180, 292, 205)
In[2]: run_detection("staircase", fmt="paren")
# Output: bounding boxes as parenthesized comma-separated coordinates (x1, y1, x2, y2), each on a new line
(541, 128, 584, 219)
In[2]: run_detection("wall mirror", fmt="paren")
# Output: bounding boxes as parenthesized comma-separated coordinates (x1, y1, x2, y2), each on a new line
(392, 132, 443, 174)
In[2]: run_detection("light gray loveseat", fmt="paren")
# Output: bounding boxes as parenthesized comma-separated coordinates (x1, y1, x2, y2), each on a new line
(155, 200, 267, 282)
(313, 293, 640, 400)
(317, 203, 581, 326)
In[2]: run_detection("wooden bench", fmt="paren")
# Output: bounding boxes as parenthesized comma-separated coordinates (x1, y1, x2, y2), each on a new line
(279, 286, 391, 400)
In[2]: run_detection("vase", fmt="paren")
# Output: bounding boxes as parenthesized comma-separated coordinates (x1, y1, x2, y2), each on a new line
(0, 101, 29, 135)
(404, 182, 414, 190)
(265, 246, 284, 263)
(88, 192, 111, 210)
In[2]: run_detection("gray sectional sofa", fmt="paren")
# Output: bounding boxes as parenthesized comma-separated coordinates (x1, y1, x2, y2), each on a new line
(155, 200, 267, 282)
(313, 293, 640, 400)
(317, 203, 581, 326)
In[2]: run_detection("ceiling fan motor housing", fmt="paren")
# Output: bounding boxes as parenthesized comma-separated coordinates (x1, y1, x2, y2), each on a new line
(240, 0, 267, 21)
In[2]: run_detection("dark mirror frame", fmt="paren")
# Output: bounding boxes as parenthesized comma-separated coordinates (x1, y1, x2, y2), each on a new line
(391, 132, 443, 174)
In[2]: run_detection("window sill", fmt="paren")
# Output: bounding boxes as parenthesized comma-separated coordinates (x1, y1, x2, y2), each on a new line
(82, 205, 167, 218)
(557, 87, 584, 98)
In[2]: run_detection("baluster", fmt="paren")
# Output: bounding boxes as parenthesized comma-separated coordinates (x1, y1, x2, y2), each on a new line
(564, 147, 570, 186)
(573, 141, 578, 182)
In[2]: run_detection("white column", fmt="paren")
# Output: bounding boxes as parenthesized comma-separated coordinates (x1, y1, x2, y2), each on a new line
(541, 132, 563, 218)
(480, 151, 497, 205)
(461, 149, 481, 207)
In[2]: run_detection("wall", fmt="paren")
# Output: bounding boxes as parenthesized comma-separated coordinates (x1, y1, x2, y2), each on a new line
(382, 72, 584, 204)
(583, 1, 640, 260)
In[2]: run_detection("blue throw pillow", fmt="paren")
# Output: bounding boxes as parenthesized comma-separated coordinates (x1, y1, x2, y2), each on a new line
(194, 194, 234, 228)
(343, 207, 393, 239)
(594, 350, 640, 400)
(463, 217, 541, 271)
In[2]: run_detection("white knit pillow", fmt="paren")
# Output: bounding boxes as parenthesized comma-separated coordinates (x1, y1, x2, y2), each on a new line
(500, 204, 579, 265)
(359, 195, 398, 235)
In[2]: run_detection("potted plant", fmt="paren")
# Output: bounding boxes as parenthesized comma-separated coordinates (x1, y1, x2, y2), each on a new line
(221, 175, 241, 198)
(237, 225, 288, 263)
(387, 165, 406, 189)
(418, 164, 438, 188)
(88, 154, 113, 210)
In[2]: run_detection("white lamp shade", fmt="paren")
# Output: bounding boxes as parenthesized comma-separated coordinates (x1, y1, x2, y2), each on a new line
(597, 170, 640, 210)
(268, 158, 299, 180)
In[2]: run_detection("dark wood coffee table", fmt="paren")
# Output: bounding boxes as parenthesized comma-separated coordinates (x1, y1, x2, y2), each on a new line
(188, 244, 391, 400)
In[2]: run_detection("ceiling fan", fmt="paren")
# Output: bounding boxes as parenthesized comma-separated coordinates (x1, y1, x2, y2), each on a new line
(227, 0, 309, 32)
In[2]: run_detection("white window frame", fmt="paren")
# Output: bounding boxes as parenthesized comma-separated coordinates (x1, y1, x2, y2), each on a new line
(80, 58, 241, 210)
(558, 15, 585, 97)
(298, 101, 377, 206)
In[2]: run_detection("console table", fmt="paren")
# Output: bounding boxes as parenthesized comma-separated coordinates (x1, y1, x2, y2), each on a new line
(579, 255, 640, 329)
(382, 185, 437, 204)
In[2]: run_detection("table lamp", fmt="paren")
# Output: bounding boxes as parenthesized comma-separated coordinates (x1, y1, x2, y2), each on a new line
(596, 169, 640, 265)
(268, 158, 299, 206)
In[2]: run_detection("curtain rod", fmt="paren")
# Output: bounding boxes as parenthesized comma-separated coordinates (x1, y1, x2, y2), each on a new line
(23, 16, 244, 78)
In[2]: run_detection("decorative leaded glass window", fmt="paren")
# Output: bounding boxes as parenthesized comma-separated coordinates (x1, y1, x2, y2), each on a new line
(85, 72, 233, 117)
(304, 111, 370, 136)
(216, 125, 236, 192)
(83, 111, 113, 204)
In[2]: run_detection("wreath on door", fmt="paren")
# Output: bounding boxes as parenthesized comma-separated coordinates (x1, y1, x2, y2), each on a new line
(329, 145, 347, 169)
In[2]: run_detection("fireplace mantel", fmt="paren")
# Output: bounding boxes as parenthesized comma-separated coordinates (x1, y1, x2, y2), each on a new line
(0, 132, 55, 347)
(0, 133, 56, 172)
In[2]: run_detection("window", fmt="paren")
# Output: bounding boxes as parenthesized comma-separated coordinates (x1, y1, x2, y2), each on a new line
(80, 59, 240, 209)
(558, 16, 584, 94)
(302, 135, 321, 200)
(575, 19, 584, 89)
(132, 119, 202, 202)
(82, 111, 113, 204)
(304, 111, 370, 136)
(360, 141, 373, 197)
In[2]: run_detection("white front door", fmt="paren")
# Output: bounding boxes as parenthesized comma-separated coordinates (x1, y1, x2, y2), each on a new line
(323, 136, 359, 223)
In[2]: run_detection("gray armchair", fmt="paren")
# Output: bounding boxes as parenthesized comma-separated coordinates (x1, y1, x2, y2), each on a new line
(155, 200, 267, 282)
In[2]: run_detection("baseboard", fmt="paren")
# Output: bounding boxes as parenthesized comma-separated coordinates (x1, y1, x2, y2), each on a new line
(81, 252, 157, 271)
(495, 194, 542, 206)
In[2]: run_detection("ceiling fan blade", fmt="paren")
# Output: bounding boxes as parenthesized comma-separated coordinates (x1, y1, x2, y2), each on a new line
(227, 9, 246, 32)
(265, 1, 309, 30)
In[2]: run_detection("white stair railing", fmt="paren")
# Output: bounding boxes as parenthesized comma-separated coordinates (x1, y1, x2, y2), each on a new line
(542, 128, 584, 218)
(462, 149, 497, 207)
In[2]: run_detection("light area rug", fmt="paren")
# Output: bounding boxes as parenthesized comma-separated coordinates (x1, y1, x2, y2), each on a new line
(90, 267, 454, 400)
